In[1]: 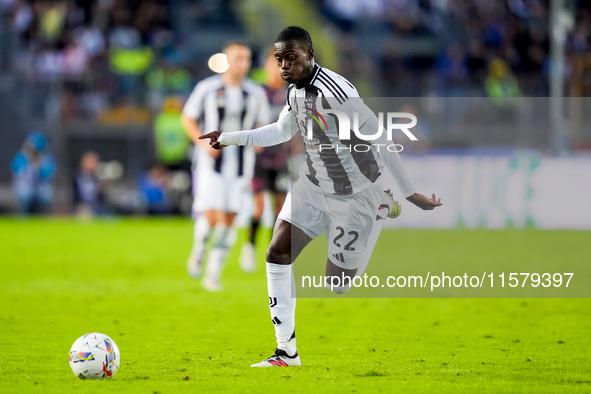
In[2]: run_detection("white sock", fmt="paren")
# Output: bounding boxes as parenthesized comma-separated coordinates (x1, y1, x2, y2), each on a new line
(204, 225, 236, 283)
(267, 262, 297, 355)
(190, 216, 212, 260)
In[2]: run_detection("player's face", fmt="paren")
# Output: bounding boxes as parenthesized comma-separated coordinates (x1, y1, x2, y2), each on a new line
(225, 44, 252, 80)
(273, 40, 314, 88)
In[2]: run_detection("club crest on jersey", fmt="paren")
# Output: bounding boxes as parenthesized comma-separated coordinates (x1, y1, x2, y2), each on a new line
(303, 136, 321, 150)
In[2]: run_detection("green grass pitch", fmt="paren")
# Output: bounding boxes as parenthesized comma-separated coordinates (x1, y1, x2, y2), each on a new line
(0, 218, 589, 393)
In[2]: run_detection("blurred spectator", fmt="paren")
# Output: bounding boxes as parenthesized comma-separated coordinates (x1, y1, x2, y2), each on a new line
(146, 56, 192, 110)
(108, 26, 154, 101)
(137, 164, 171, 215)
(153, 96, 191, 171)
(10, 132, 56, 214)
(378, 37, 407, 96)
(73, 24, 106, 58)
(38, 1, 67, 44)
(466, 39, 488, 93)
(436, 43, 468, 96)
(320, 0, 364, 32)
(73, 151, 103, 216)
(485, 58, 521, 107)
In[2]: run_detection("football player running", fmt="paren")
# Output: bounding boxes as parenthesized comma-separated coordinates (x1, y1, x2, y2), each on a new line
(200, 26, 441, 366)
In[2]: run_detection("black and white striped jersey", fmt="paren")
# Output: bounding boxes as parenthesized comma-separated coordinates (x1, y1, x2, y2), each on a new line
(217, 64, 417, 197)
(287, 64, 382, 195)
(183, 74, 270, 177)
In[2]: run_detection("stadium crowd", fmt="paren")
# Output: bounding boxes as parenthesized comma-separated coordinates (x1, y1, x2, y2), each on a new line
(321, 0, 590, 97)
(2, 0, 184, 120)
(1, 0, 589, 121)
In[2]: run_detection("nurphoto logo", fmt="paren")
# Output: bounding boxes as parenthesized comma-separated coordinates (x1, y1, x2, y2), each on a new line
(303, 109, 418, 153)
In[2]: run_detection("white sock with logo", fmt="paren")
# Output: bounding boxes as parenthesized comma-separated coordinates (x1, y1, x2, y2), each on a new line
(267, 262, 297, 355)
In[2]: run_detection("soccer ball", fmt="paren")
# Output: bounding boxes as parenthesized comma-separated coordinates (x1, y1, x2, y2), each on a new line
(69, 333, 120, 379)
(377, 189, 401, 220)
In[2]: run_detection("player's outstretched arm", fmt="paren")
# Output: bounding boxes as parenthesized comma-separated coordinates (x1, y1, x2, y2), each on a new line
(406, 193, 442, 210)
(199, 121, 295, 148)
(200, 105, 297, 149)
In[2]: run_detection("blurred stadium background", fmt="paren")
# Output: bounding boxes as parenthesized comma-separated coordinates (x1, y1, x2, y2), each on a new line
(0, 0, 590, 228)
(1, 3, 590, 390)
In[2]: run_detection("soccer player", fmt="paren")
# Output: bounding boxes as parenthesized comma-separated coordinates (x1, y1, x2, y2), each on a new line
(200, 27, 441, 365)
(183, 42, 270, 291)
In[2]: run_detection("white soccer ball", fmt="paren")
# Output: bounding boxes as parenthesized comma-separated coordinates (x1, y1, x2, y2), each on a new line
(69, 333, 120, 379)
(376, 189, 401, 220)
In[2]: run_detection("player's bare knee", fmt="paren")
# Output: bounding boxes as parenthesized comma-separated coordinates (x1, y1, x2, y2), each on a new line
(266, 220, 293, 264)
(266, 243, 290, 265)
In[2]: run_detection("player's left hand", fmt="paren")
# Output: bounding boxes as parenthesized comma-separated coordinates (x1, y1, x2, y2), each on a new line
(198, 131, 224, 150)
(406, 193, 442, 210)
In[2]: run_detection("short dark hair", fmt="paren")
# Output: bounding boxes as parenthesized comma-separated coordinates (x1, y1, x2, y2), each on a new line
(274, 26, 313, 48)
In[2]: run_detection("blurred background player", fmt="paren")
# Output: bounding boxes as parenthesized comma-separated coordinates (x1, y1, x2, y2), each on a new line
(73, 151, 102, 216)
(153, 96, 191, 173)
(485, 58, 522, 111)
(182, 42, 270, 291)
(137, 163, 172, 215)
(11, 132, 56, 215)
(153, 96, 193, 215)
(241, 48, 290, 273)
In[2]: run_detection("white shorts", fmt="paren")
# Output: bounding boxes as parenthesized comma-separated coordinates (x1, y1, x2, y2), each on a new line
(192, 145, 254, 213)
(193, 170, 248, 213)
(278, 178, 384, 270)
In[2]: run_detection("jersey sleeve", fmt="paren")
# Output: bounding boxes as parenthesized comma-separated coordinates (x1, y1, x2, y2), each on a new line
(218, 105, 297, 147)
(378, 149, 416, 198)
(183, 82, 206, 120)
(276, 104, 297, 137)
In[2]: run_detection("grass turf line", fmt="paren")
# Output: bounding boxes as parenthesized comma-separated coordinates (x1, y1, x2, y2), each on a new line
(0, 218, 589, 393)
